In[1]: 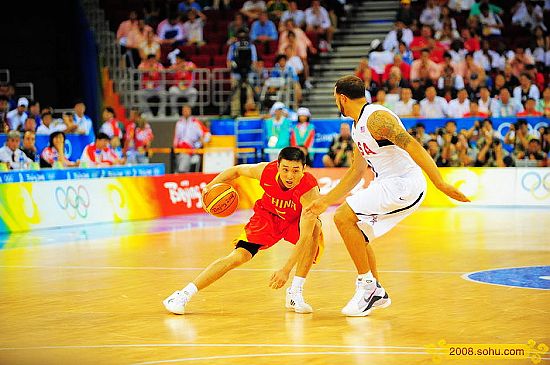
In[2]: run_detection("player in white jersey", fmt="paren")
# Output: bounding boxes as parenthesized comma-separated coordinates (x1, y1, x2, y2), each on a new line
(307, 75, 469, 316)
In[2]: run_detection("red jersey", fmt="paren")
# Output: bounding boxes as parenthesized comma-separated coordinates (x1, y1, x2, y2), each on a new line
(255, 161, 318, 222)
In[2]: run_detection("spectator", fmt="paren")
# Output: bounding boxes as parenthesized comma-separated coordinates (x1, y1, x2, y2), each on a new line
(464, 100, 489, 118)
(434, 21, 458, 48)
(267, 0, 289, 22)
(323, 122, 353, 167)
(460, 28, 480, 53)
(125, 20, 154, 67)
(459, 52, 486, 84)
(411, 102, 423, 118)
(23, 116, 36, 133)
(409, 25, 436, 59)
(505, 119, 532, 159)
(425, 138, 446, 166)
(139, 29, 161, 61)
(373, 89, 391, 109)
(21, 131, 37, 162)
(475, 118, 508, 167)
(396, 0, 417, 30)
(368, 39, 395, 80)
(40, 131, 78, 168)
(168, 52, 198, 116)
(36, 110, 62, 135)
(110, 136, 125, 162)
(478, 3, 504, 37)
(394, 87, 416, 117)
(178, 0, 202, 14)
(73, 100, 95, 136)
(241, 0, 267, 20)
(280, 1, 305, 28)
(491, 73, 506, 97)
(474, 39, 502, 73)
(6, 97, 29, 132)
(0, 96, 9, 133)
(0, 130, 32, 170)
(440, 127, 473, 167)
(244, 101, 261, 117)
(279, 28, 314, 89)
(284, 45, 305, 81)
(465, 72, 483, 101)
(419, 0, 441, 27)
(227, 29, 258, 116)
(264, 102, 291, 161)
(491, 88, 524, 117)
(477, 86, 494, 115)
(541, 127, 549, 155)
(420, 86, 448, 118)
(411, 48, 441, 85)
(397, 41, 414, 65)
(447, 88, 471, 118)
(99, 107, 125, 140)
(410, 78, 426, 102)
(434, 6, 458, 33)
(383, 67, 407, 106)
(469, 0, 503, 18)
(513, 73, 541, 104)
(227, 13, 249, 45)
(183, 9, 206, 46)
(80, 132, 122, 167)
(411, 122, 432, 145)
(143, 0, 161, 27)
(524, 64, 545, 93)
(137, 54, 166, 117)
(27, 100, 41, 127)
(61, 112, 78, 134)
(173, 105, 206, 172)
(383, 20, 413, 52)
(290, 107, 315, 153)
(509, 46, 535, 78)
(536, 87, 550, 117)
(271, 54, 302, 108)
(305, 0, 334, 51)
(383, 54, 411, 82)
(116, 10, 139, 48)
(157, 14, 185, 47)
(517, 138, 547, 166)
(503, 63, 521, 91)
(250, 11, 278, 51)
(517, 98, 543, 116)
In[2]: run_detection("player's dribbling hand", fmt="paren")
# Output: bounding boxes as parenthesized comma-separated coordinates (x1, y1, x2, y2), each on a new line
(439, 183, 470, 202)
(269, 269, 289, 289)
(305, 198, 329, 216)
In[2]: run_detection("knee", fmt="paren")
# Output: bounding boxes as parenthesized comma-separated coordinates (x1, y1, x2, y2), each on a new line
(333, 203, 353, 228)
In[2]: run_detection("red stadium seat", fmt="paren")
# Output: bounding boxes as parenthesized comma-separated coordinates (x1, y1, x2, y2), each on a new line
(213, 54, 228, 68)
(190, 54, 212, 68)
(197, 44, 220, 55)
(178, 44, 197, 57)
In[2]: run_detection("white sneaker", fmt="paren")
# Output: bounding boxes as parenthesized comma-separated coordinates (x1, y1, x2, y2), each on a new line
(163, 290, 190, 315)
(286, 288, 313, 313)
(341, 281, 391, 317)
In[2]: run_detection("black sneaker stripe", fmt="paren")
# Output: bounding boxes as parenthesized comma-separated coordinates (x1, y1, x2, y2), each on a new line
(363, 295, 383, 312)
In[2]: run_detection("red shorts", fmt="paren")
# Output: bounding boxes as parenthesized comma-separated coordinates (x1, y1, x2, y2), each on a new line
(237, 208, 300, 250)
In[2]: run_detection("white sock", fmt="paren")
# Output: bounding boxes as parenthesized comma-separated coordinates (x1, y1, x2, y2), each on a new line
(290, 276, 306, 292)
(357, 272, 376, 286)
(181, 283, 198, 298)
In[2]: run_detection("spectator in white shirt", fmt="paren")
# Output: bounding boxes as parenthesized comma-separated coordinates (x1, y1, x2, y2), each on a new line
(182, 9, 206, 45)
(393, 87, 417, 117)
(419, 0, 441, 27)
(420, 86, 448, 118)
(0, 130, 32, 170)
(281, 1, 305, 29)
(73, 101, 94, 136)
(157, 14, 185, 47)
(447, 88, 471, 118)
(241, 0, 267, 20)
(448, 0, 474, 13)
(477, 86, 494, 115)
(368, 39, 395, 77)
(474, 39, 502, 72)
(513, 73, 541, 104)
(6, 97, 28, 132)
(491, 88, 525, 117)
(36, 111, 63, 135)
(383, 20, 414, 52)
(305, 0, 334, 49)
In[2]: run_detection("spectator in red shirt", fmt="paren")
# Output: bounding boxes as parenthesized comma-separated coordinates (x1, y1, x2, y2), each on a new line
(124, 114, 154, 164)
(80, 133, 123, 167)
(138, 54, 166, 117)
(382, 54, 411, 82)
(168, 52, 198, 116)
(463, 100, 489, 118)
(461, 28, 480, 52)
(99, 107, 125, 140)
(41, 131, 78, 168)
(517, 98, 543, 116)
(410, 24, 435, 59)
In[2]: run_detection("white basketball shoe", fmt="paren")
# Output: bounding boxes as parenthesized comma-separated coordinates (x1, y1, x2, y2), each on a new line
(286, 288, 313, 313)
(163, 290, 191, 315)
(341, 280, 391, 316)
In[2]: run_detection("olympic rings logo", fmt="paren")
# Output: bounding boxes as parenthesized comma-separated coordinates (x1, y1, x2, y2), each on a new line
(55, 185, 90, 219)
(521, 172, 550, 200)
(64, 139, 72, 158)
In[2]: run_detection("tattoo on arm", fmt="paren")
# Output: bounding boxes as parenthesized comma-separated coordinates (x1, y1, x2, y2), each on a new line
(367, 111, 413, 149)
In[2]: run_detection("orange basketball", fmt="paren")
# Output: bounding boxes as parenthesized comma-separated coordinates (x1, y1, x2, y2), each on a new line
(202, 183, 239, 218)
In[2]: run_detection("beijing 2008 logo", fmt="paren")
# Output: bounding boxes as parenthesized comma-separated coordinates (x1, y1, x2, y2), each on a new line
(55, 185, 90, 219)
(521, 171, 550, 200)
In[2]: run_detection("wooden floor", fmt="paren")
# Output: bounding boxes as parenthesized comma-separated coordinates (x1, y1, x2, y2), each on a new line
(0, 207, 549, 365)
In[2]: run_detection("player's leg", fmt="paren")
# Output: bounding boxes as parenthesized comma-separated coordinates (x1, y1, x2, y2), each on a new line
(163, 243, 258, 314)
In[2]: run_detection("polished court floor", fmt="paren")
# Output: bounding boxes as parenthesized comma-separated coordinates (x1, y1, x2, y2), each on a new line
(0, 207, 549, 364)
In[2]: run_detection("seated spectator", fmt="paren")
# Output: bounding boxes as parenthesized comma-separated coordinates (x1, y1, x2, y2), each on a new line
(323, 122, 353, 168)
(173, 105, 206, 172)
(411, 49, 441, 85)
(284, 45, 305, 79)
(383, 20, 413, 52)
(503, 63, 520, 91)
(509, 46, 535, 78)
(183, 9, 206, 46)
(434, 21, 458, 48)
(513, 73, 541, 104)
(475, 118, 509, 167)
(373, 89, 391, 109)
(383, 67, 407, 106)
(157, 14, 185, 48)
(517, 138, 547, 166)
(434, 5, 458, 32)
(137, 54, 166, 117)
(80, 132, 122, 167)
(477, 86, 494, 115)
(27, 100, 41, 127)
(60, 112, 78, 134)
(36, 110, 63, 135)
(6, 97, 29, 132)
(290, 107, 315, 160)
(227, 13, 249, 45)
(412, 122, 432, 145)
(419, 0, 441, 27)
(368, 39, 395, 80)
(460, 28, 480, 53)
(465, 72, 482, 100)
(21, 131, 37, 162)
(409, 25, 436, 59)
(139, 29, 161, 61)
(280, 1, 305, 29)
(397, 41, 414, 65)
(437, 55, 464, 97)
(420, 86, 448, 118)
(393, 87, 416, 117)
(491, 73, 506, 98)
(41, 131, 78, 168)
(270, 54, 302, 108)
(178, 0, 202, 15)
(23, 116, 36, 133)
(0, 130, 32, 169)
(410, 78, 426, 101)
(99, 107, 125, 140)
(73, 100, 95, 137)
(264, 102, 291, 161)
(411, 102, 423, 118)
(280, 28, 314, 88)
(536, 87, 550, 117)
(168, 51, 198, 116)
(425, 138, 446, 166)
(305, 0, 334, 51)
(491, 88, 524, 117)
(116, 10, 139, 48)
(474, 40, 503, 73)
(244, 101, 261, 117)
(524, 64, 545, 93)
(463, 100, 489, 118)
(504, 119, 533, 159)
(250, 11, 278, 50)
(459, 52, 486, 84)
(469, 0, 503, 18)
(110, 136, 125, 161)
(447, 88, 470, 118)
(241, 0, 267, 20)
(478, 3, 504, 37)
(267, 0, 289, 23)
(382, 54, 411, 82)
(517, 98, 543, 116)
(125, 20, 154, 67)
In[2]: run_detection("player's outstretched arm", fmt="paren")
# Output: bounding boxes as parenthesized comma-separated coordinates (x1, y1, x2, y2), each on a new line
(270, 186, 321, 289)
(367, 110, 470, 202)
(204, 162, 268, 191)
(306, 145, 369, 216)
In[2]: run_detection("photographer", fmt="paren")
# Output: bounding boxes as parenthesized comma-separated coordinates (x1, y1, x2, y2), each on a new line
(475, 119, 508, 167)
(504, 118, 531, 159)
(323, 122, 354, 168)
(227, 29, 258, 116)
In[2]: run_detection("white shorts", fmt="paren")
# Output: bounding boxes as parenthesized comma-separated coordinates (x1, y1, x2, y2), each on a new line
(346, 171, 426, 241)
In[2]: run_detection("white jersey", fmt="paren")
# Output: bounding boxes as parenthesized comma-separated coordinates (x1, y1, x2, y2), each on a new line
(351, 104, 421, 179)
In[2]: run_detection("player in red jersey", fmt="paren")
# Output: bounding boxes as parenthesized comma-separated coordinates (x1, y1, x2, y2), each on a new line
(163, 147, 323, 314)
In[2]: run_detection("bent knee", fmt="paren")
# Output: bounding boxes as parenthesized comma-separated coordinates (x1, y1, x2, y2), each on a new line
(333, 203, 357, 227)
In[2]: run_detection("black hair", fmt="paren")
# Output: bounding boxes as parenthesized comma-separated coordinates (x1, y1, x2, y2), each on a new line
(335, 75, 366, 100)
(446, 120, 457, 126)
(104, 106, 116, 116)
(516, 119, 528, 126)
(49, 131, 66, 147)
(276, 54, 287, 63)
(278, 146, 306, 165)
(96, 132, 111, 141)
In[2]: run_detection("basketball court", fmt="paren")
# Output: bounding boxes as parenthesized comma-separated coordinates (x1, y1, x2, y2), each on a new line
(0, 206, 549, 364)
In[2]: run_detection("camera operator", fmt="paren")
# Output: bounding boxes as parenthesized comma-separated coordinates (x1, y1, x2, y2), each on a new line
(504, 118, 532, 160)
(227, 28, 258, 116)
(475, 119, 509, 167)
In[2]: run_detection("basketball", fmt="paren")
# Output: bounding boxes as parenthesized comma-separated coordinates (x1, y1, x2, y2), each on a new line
(202, 183, 239, 218)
